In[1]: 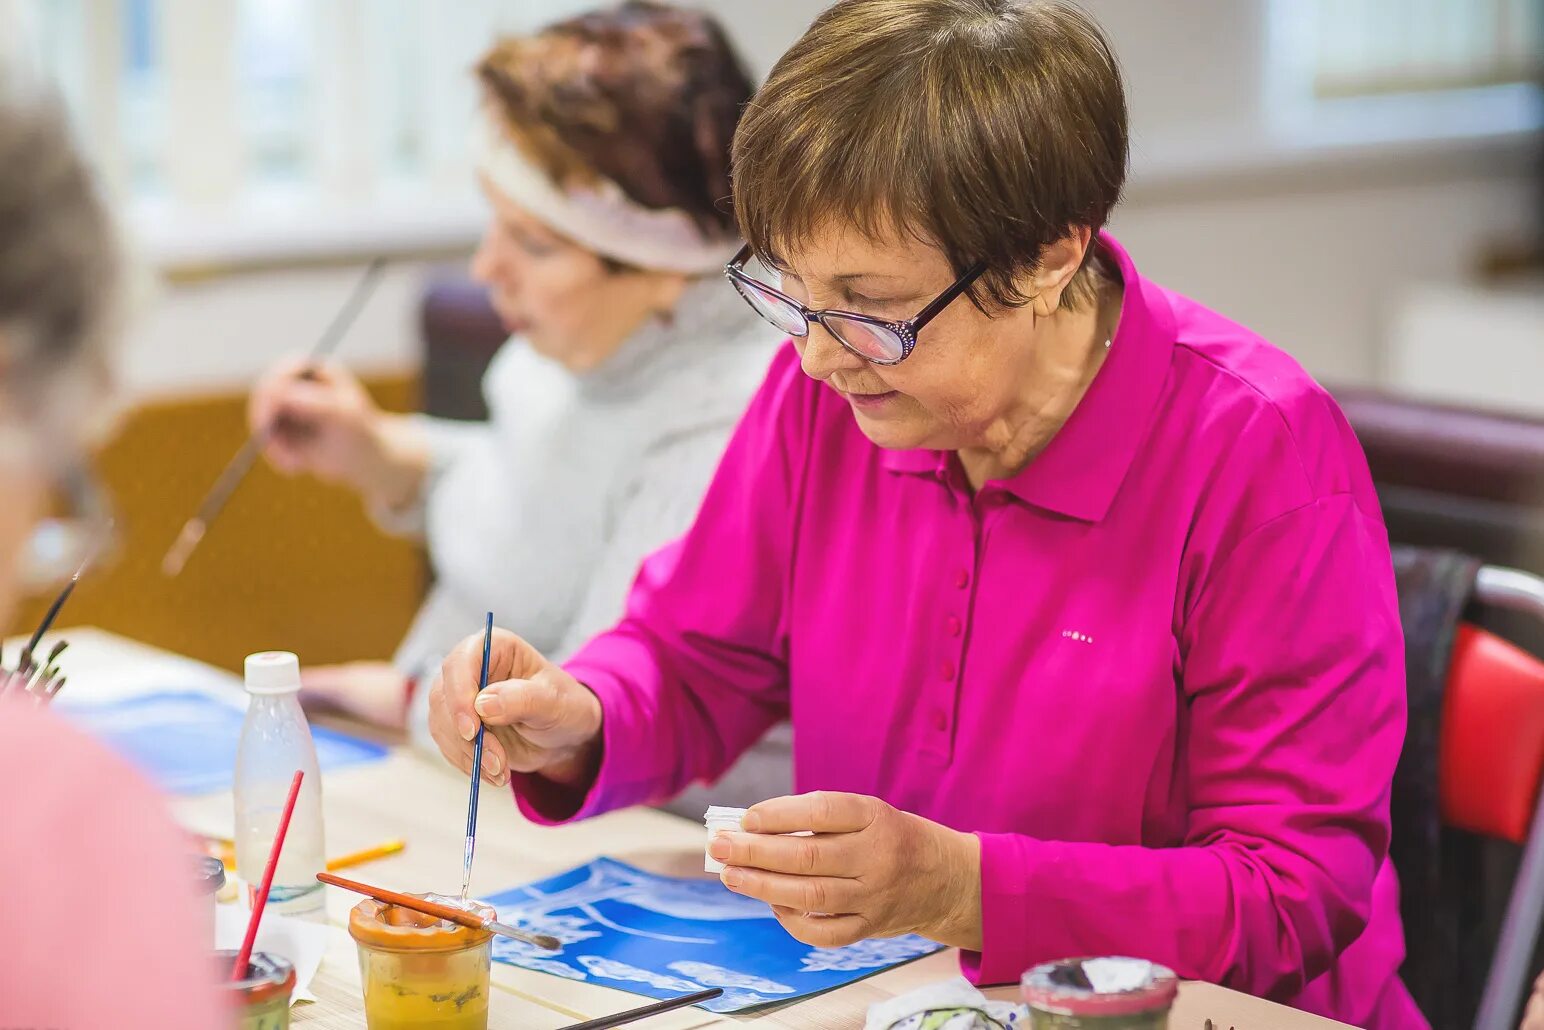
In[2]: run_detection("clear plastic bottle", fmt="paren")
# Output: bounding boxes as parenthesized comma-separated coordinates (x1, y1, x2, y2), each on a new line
(235, 651, 327, 919)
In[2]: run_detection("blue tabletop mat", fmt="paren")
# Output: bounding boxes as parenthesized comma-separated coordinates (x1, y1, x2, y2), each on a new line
(484, 856, 944, 1013)
(59, 690, 388, 795)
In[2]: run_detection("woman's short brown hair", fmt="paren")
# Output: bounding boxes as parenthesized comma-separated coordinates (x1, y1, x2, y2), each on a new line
(732, 0, 1127, 310)
(477, 1, 754, 240)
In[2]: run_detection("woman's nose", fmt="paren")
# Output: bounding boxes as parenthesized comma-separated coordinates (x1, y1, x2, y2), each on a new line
(469, 229, 520, 291)
(798, 321, 865, 382)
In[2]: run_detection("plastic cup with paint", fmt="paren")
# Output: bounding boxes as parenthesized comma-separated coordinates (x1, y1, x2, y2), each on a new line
(217, 950, 296, 1030)
(194, 854, 226, 948)
(1020, 957, 1178, 1029)
(703, 806, 747, 873)
(348, 894, 494, 1030)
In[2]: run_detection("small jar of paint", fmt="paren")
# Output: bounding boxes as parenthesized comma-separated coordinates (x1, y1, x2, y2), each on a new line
(217, 950, 295, 1030)
(1020, 957, 1178, 1029)
(194, 854, 226, 947)
(348, 894, 494, 1030)
(703, 806, 747, 873)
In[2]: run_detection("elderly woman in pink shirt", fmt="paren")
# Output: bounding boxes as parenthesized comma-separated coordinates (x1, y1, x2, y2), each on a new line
(0, 91, 224, 1027)
(428, 1, 1423, 1026)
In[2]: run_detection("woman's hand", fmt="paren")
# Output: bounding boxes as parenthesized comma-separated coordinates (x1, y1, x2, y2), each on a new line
(247, 357, 425, 510)
(1521, 971, 1544, 1030)
(426, 628, 604, 791)
(709, 791, 982, 950)
(299, 661, 411, 730)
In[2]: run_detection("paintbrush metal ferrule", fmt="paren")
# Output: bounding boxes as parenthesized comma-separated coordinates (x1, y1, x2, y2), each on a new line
(460, 832, 475, 900)
(160, 518, 206, 577)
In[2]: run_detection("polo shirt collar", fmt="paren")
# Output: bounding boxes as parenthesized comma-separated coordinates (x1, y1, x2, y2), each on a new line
(881, 232, 1176, 522)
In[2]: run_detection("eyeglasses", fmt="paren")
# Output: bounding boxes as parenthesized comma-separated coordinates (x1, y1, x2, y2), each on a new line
(724, 244, 986, 365)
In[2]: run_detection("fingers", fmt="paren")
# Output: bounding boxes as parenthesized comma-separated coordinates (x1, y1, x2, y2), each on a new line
(768, 907, 873, 949)
(744, 791, 878, 834)
(472, 676, 563, 729)
(427, 674, 474, 769)
(427, 676, 510, 786)
(439, 632, 502, 740)
(473, 734, 509, 786)
(720, 866, 862, 916)
(707, 829, 857, 877)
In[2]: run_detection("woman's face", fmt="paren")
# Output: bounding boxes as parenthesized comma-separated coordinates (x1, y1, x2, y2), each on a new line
(774, 222, 1089, 454)
(470, 175, 681, 372)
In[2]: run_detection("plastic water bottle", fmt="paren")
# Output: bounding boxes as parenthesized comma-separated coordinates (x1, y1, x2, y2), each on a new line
(235, 651, 326, 919)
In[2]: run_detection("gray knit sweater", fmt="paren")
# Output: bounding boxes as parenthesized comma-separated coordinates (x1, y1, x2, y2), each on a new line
(389, 277, 783, 787)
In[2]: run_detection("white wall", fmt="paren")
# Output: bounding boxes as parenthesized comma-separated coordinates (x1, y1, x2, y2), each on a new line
(119, 0, 1541, 415)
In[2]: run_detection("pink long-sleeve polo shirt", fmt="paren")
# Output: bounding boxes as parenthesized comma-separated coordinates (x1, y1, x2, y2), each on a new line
(518, 233, 1425, 1029)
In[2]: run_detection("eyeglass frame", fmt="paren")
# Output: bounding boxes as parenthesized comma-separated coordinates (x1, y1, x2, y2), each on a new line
(724, 243, 988, 365)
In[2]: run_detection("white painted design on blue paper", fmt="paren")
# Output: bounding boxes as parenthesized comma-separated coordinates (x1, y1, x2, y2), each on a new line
(801, 937, 943, 973)
(483, 858, 943, 1014)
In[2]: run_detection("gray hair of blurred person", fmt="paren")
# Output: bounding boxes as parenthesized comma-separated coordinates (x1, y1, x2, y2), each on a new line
(0, 86, 119, 455)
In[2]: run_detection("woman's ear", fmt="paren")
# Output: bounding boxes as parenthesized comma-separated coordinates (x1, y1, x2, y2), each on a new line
(1028, 225, 1093, 319)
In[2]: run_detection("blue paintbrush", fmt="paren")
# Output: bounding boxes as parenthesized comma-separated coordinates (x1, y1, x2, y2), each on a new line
(460, 611, 494, 901)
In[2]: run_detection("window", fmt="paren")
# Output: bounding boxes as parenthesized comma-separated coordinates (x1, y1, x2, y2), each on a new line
(22, 1, 603, 262)
(1307, 0, 1539, 99)
(1267, 0, 1542, 148)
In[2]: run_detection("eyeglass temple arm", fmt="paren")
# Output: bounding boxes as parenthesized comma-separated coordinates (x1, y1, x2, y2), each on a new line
(909, 263, 987, 332)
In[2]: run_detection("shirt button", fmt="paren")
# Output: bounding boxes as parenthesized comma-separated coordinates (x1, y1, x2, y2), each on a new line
(932, 708, 949, 731)
(940, 660, 956, 681)
(954, 569, 970, 589)
(945, 616, 962, 637)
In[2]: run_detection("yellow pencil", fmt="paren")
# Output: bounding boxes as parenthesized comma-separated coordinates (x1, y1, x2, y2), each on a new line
(326, 839, 406, 871)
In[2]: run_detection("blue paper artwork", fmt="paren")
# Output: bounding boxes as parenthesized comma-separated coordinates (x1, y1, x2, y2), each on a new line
(483, 857, 945, 1013)
(58, 690, 388, 794)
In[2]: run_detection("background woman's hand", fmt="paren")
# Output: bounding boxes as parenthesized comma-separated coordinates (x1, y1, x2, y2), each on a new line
(426, 628, 603, 790)
(249, 357, 381, 479)
(708, 791, 982, 950)
(247, 356, 426, 510)
(299, 660, 411, 730)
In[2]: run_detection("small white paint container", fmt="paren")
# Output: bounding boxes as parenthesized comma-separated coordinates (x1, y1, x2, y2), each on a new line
(703, 806, 748, 873)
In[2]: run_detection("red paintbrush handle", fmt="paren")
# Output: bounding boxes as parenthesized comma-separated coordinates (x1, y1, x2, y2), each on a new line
(231, 770, 305, 981)
(316, 871, 485, 931)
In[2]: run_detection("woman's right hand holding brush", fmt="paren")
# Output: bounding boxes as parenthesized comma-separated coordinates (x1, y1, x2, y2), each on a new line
(427, 628, 603, 793)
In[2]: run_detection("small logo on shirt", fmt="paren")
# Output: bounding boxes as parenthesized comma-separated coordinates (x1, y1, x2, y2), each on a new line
(1061, 630, 1095, 645)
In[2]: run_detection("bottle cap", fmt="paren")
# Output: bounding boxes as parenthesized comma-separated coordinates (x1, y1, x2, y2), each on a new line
(244, 651, 301, 695)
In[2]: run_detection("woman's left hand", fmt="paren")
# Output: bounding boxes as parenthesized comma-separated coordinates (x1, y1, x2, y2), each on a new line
(709, 791, 982, 950)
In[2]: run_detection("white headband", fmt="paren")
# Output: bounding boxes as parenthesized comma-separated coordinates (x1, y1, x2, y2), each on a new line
(471, 113, 740, 275)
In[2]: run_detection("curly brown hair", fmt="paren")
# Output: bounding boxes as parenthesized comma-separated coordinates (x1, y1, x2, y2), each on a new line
(476, 1, 754, 241)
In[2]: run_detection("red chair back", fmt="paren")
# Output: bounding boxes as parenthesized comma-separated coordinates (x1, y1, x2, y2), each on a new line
(1439, 623, 1544, 844)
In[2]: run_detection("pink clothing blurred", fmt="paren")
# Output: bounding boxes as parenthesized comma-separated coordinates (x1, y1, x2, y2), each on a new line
(517, 234, 1425, 1029)
(0, 695, 225, 1028)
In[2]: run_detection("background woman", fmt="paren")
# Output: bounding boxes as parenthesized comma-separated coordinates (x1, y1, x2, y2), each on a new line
(249, 2, 787, 811)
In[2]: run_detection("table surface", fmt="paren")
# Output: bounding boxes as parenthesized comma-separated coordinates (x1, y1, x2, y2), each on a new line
(41, 628, 1352, 1029)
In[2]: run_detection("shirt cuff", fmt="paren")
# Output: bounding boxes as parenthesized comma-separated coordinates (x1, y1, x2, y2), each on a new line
(959, 831, 1037, 987)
